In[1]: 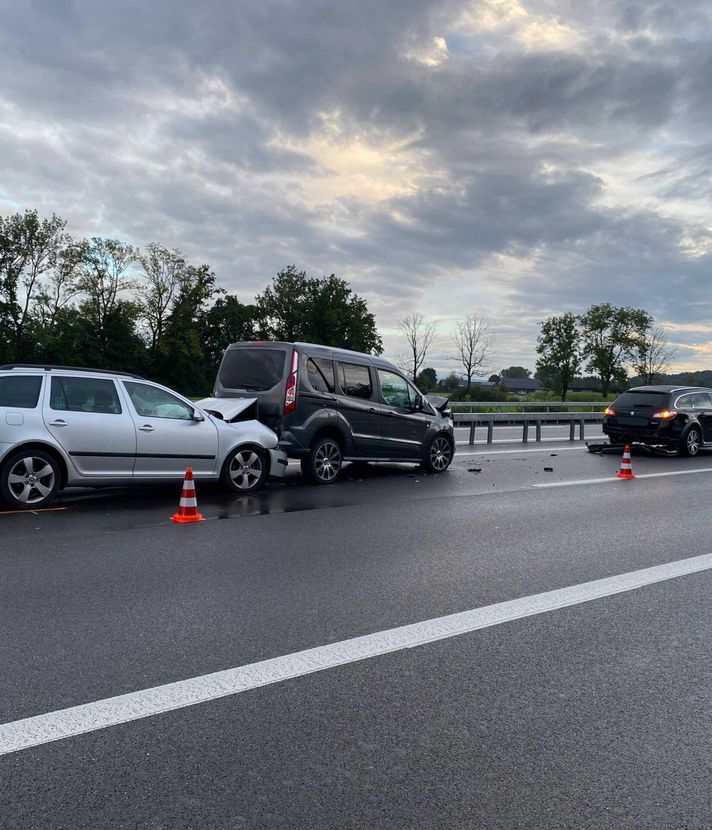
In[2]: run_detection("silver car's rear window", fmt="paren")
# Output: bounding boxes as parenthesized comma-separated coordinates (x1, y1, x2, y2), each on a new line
(220, 348, 287, 391)
(0, 375, 42, 408)
(613, 391, 668, 408)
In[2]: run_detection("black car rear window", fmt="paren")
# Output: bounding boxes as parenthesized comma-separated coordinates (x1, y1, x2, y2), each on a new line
(219, 348, 287, 391)
(614, 391, 669, 408)
(0, 375, 42, 408)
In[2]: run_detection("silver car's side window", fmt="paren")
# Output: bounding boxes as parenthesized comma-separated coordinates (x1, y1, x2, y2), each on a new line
(124, 381, 193, 420)
(50, 377, 122, 414)
(0, 375, 43, 408)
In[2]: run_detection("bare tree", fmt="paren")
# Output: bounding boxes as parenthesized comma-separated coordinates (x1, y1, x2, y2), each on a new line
(452, 313, 491, 392)
(398, 312, 436, 381)
(631, 326, 676, 384)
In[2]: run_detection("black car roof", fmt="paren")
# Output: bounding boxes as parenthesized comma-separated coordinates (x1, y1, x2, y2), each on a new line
(625, 385, 712, 394)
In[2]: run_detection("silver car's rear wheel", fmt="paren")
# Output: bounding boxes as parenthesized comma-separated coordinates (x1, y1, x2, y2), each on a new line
(221, 447, 268, 493)
(1, 450, 60, 509)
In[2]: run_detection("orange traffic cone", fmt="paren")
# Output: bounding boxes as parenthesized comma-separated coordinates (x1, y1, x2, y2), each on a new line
(171, 467, 205, 523)
(616, 445, 635, 479)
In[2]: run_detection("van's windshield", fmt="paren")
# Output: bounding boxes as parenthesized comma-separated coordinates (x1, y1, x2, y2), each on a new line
(219, 347, 287, 391)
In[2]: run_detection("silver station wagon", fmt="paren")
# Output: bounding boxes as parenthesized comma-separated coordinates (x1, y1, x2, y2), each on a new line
(0, 364, 287, 509)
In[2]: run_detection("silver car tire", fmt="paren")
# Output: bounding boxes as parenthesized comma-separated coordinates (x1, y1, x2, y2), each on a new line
(1, 450, 61, 509)
(221, 446, 269, 494)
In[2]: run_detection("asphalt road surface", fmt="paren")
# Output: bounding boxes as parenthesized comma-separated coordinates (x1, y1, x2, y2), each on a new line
(3, 432, 712, 829)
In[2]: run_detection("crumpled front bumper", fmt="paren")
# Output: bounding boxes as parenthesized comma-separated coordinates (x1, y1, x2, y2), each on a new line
(268, 447, 289, 478)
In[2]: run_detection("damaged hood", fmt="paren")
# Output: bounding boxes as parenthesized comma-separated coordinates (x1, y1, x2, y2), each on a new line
(195, 397, 258, 422)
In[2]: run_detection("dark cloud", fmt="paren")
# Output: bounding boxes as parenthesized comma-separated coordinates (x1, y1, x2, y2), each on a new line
(1, 0, 712, 368)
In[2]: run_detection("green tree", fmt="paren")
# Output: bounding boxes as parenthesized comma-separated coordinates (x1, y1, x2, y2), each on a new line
(137, 243, 190, 351)
(501, 366, 531, 379)
(579, 303, 652, 399)
(0, 209, 68, 359)
(535, 312, 582, 401)
(415, 367, 437, 393)
(200, 293, 257, 376)
(256, 266, 382, 354)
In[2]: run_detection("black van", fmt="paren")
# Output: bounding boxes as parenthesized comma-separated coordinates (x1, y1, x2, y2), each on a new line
(212, 341, 455, 484)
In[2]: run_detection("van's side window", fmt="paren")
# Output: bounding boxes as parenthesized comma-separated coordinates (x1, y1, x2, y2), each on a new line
(307, 358, 335, 393)
(337, 363, 372, 399)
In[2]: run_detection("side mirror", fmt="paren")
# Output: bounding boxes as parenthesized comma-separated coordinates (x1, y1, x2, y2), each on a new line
(413, 395, 424, 411)
(192, 409, 205, 422)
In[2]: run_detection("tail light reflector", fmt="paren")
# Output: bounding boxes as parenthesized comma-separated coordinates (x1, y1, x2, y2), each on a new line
(651, 409, 678, 420)
(284, 348, 299, 414)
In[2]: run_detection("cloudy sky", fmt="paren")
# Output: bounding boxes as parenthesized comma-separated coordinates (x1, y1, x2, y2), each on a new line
(2, 0, 712, 374)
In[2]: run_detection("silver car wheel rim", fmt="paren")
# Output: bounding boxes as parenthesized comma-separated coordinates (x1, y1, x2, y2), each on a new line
(315, 442, 341, 481)
(688, 430, 700, 454)
(229, 450, 263, 490)
(8, 456, 56, 504)
(430, 437, 452, 471)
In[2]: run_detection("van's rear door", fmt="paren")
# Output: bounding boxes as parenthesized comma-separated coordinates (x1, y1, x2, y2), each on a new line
(215, 345, 289, 430)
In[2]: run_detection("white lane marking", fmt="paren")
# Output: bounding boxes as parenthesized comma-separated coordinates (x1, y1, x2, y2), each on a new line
(3, 552, 712, 756)
(533, 466, 712, 488)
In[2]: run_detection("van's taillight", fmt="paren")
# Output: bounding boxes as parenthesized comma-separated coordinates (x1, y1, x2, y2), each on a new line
(651, 409, 678, 420)
(284, 348, 299, 414)
(604, 406, 616, 416)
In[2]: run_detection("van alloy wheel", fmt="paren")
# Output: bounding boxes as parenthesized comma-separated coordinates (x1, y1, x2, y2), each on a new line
(302, 437, 343, 485)
(425, 435, 453, 473)
(314, 440, 342, 482)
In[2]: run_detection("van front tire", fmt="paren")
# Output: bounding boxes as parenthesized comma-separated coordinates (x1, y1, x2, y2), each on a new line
(301, 437, 343, 485)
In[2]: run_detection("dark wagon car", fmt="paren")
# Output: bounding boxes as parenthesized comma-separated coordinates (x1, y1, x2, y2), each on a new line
(205, 341, 455, 484)
(602, 385, 712, 456)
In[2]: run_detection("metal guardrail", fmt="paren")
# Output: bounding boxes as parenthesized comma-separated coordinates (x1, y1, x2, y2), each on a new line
(448, 400, 605, 413)
(453, 410, 605, 445)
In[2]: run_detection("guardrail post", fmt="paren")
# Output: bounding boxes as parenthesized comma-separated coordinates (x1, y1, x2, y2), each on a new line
(569, 419, 575, 441)
(579, 418, 584, 440)
(469, 421, 476, 445)
(487, 419, 494, 444)
(535, 420, 542, 442)
(522, 421, 528, 443)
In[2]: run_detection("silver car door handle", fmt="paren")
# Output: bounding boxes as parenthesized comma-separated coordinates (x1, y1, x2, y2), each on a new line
(138, 424, 155, 432)
(48, 419, 67, 426)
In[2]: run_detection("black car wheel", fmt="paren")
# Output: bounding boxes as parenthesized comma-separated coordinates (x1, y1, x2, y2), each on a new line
(423, 434, 454, 474)
(301, 436, 343, 485)
(221, 446, 269, 493)
(679, 425, 702, 457)
(0, 450, 60, 509)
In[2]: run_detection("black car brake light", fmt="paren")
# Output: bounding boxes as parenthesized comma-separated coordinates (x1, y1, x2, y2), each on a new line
(651, 409, 678, 420)
(604, 406, 616, 416)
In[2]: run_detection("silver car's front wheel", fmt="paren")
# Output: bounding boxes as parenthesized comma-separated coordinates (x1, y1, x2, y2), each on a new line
(1, 451, 60, 509)
(221, 447, 268, 494)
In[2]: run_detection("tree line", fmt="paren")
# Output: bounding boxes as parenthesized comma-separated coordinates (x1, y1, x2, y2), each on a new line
(0, 210, 381, 394)
(535, 304, 675, 400)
